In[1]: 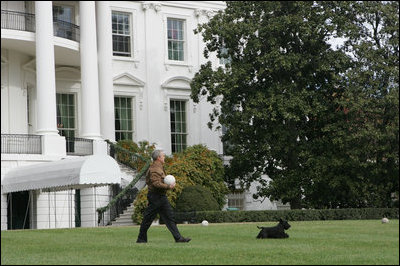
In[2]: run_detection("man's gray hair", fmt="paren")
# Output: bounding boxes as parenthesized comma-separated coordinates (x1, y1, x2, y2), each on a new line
(151, 149, 163, 161)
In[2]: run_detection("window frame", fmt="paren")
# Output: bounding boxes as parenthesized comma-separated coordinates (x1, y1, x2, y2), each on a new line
(167, 18, 185, 62)
(114, 96, 135, 141)
(56, 93, 76, 139)
(227, 190, 245, 210)
(110, 6, 138, 61)
(163, 13, 192, 67)
(111, 11, 133, 58)
(170, 99, 188, 153)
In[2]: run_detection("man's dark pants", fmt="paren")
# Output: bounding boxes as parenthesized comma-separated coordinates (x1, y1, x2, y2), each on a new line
(137, 192, 181, 242)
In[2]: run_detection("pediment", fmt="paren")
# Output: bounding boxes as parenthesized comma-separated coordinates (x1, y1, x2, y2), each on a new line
(113, 73, 145, 86)
(161, 76, 192, 90)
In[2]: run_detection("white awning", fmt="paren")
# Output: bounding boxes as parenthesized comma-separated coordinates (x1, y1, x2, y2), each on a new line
(2, 155, 121, 193)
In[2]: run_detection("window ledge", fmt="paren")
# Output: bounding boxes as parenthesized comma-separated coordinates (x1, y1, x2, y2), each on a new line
(164, 61, 193, 72)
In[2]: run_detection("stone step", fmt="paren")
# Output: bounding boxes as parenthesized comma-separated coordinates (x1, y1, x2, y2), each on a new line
(108, 163, 147, 227)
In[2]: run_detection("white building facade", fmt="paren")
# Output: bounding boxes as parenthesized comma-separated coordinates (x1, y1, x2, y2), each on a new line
(1, 1, 285, 231)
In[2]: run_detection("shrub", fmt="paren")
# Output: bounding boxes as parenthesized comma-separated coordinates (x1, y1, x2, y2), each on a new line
(132, 144, 229, 224)
(165, 144, 229, 208)
(186, 208, 400, 223)
(115, 140, 155, 171)
(175, 185, 220, 212)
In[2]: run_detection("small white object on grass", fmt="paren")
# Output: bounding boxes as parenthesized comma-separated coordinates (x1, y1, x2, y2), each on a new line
(381, 217, 389, 224)
(201, 220, 209, 226)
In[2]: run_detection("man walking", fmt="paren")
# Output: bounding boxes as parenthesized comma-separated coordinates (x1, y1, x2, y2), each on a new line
(136, 149, 191, 243)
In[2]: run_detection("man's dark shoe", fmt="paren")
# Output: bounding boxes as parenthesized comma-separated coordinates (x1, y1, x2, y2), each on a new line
(136, 239, 147, 243)
(175, 237, 191, 243)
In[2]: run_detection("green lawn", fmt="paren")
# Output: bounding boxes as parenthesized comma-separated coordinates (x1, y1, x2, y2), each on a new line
(1, 220, 399, 265)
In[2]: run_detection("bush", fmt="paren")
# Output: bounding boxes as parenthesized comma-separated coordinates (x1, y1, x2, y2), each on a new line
(115, 140, 155, 171)
(175, 185, 220, 212)
(132, 144, 229, 224)
(165, 144, 229, 208)
(182, 208, 399, 224)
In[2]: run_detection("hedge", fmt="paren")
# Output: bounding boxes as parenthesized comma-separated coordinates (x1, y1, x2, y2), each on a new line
(174, 208, 399, 223)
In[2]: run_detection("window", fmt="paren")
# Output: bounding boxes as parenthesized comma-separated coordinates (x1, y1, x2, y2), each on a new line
(170, 100, 187, 153)
(219, 46, 231, 66)
(227, 191, 245, 210)
(53, 5, 75, 39)
(112, 12, 131, 57)
(114, 97, 133, 141)
(56, 93, 76, 151)
(167, 18, 185, 61)
(222, 125, 234, 155)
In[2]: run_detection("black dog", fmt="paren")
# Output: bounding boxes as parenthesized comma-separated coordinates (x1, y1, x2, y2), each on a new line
(256, 219, 291, 239)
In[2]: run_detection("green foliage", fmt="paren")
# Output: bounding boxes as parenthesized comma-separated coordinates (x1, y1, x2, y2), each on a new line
(132, 144, 229, 224)
(175, 185, 220, 212)
(186, 208, 399, 223)
(115, 139, 155, 171)
(301, 1, 399, 208)
(191, 1, 399, 209)
(165, 144, 229, 208)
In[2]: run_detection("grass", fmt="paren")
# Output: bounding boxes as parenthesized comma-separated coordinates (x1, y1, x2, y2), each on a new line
(1, 220, 399, 265)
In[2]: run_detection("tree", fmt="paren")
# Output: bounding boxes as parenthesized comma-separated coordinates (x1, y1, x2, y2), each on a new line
(191, 1, 399, 208)
(308, 1, 399, 208)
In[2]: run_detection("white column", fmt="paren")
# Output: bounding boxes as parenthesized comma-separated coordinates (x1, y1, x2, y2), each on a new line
(80, 1, 102, 140)
(35, 1, 58, 136)
(35, 1, 66, 156)
(96, 1, 115, 141)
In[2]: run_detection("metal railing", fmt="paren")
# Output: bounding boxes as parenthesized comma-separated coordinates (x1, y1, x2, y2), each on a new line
(97, 140, 151, 226)
(53, 18, 80, 42)
(65, 137, 93, 156)
(1, 9, 80, 42)
(1, 10, 35, 32)
(1, 134, 42, 154)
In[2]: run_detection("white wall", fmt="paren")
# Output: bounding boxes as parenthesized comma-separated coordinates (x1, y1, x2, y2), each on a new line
(1, 50, 29, 134)
(34, 190, 75, 229)
(80, 186, 111, 228)
(110, 1, 224, 155)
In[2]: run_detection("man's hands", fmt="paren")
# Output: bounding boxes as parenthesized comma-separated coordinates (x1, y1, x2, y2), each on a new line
(169, 183, 176, 189)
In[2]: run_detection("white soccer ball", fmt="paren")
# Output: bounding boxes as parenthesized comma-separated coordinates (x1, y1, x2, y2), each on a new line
(201, 220, 209, 226)
(164, 175, 176, 185)
(381, 217, 389, 224)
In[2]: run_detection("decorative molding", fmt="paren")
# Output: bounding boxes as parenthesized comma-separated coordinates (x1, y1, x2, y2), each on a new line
(161, 76, 192, 90)
(206, 10, 215, 18)
(194, 9, 215, 18)
(55, 66, 81, 81)
(1, 55, 8, 65)
(153, 3, 162, 12)
(1, 56, 8, 89)
(194, 9, 202, 17)
(142, 2, 162, 12)
(114, 73, 145, 110)
(113, 72, 145, 87)
(161, 76, 192, 111)
(142, 2, 151, 11)
(22, 58, 36, 74)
